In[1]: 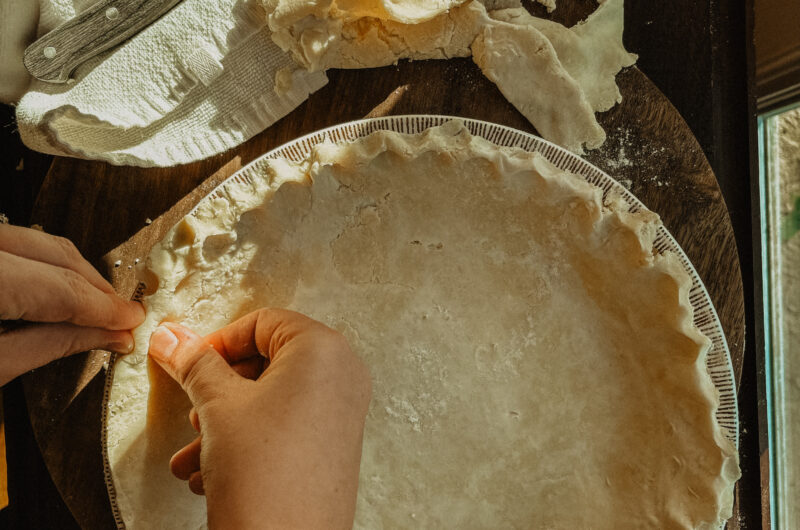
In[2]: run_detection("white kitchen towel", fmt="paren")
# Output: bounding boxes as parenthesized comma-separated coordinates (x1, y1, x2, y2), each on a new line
(0, 0, 39, 103)
(13, 0, 327, 167)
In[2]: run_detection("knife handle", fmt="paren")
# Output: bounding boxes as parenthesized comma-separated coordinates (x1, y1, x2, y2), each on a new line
(24, 0, 181, 83)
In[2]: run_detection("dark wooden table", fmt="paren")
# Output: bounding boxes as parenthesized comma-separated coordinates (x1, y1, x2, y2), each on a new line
(1, 1, 761, 528)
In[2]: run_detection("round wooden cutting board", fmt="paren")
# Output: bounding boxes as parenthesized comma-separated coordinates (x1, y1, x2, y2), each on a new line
(21, 23, 745, 530)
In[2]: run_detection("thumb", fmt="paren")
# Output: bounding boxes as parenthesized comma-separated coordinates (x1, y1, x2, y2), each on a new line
(148, 322, 239, 406)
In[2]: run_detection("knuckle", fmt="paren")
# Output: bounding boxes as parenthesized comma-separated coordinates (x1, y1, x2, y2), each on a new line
(62, 267, 86, 294)
(179, 353, 205, 389)
(54, 235, 80, 262)
(320, 327, 351, 352)
(180, 352, 222, 403)
(60, 268, 92, 319)
(258, 307, 301, 330)
(60, 269, 116, 327)
(200, 401, 230, 427)
(60, 333, 85, 357)
(51, 326, 92, 358)
(257, 307, 286, 319)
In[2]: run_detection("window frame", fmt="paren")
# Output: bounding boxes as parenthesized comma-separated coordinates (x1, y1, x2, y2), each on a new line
(758, 98, 800, 529)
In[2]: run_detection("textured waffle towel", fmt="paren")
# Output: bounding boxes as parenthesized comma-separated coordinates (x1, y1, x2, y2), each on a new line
(13, 0, 327, 167)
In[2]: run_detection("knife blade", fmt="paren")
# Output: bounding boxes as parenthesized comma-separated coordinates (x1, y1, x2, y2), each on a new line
(24, 0, 183, 84)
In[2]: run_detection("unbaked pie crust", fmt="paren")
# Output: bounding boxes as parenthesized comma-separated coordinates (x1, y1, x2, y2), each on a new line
(107, 120, 739, 529)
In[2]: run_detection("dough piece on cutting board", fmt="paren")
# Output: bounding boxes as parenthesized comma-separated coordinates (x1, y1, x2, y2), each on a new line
(264, 0, 635, 154)
(471, 20, 606, 153)
(490, 0, 638, 113)
(107, 121, 739, 529)
(473, 0, 637, 152)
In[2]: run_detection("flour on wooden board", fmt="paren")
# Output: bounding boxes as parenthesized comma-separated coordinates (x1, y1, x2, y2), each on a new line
(594, 127, 670, 188)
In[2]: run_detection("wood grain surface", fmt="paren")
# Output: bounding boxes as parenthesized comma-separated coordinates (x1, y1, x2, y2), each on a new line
(21, 59, 746, 529)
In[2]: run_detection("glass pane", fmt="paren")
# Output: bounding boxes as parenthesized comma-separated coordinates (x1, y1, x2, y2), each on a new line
(762, 103, 800, 528)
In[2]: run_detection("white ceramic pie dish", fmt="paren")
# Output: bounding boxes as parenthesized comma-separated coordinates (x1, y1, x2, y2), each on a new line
(103, 115, 739, 528)
(170, 114, 740, 444)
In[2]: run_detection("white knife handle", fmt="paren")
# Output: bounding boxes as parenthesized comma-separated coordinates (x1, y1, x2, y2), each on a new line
(24, 0, 182, 83)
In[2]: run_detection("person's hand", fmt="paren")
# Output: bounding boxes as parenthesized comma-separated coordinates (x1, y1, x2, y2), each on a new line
(0, 224, 145, 384)
(148, 309, 372, 530)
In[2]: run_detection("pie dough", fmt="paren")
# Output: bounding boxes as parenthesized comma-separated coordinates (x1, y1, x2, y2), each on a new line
(107, 121, 739, 529)
(488, 2, 637, 114)
(471, 20, 607, 152)
(264, 0, 636, 154)
(266, 0, 483, 72)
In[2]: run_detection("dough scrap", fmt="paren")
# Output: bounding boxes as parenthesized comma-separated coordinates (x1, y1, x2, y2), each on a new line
(471, 20, 606, 153)
(264, 0, 636, 154)
(107, 121, 740, 529)
(491, 0, 638, 113)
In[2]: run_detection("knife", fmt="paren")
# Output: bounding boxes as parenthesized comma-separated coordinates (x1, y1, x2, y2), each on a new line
(24, 0, 183, 84)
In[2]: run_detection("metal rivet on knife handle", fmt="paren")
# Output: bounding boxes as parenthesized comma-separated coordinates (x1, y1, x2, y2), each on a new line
(23, 0, 183, 84)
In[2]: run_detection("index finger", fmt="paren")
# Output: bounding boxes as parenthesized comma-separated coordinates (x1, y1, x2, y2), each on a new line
(0, 251, 143, 329)
(204, 308, 335, 364)
(204, 310, 262, 363)
(0, 224, 114, 294)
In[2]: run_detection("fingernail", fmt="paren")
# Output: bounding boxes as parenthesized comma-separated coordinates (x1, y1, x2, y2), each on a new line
(150, 326, 178, 361)
(162, 322, 201, 342)
(108, 334, 135, 354)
